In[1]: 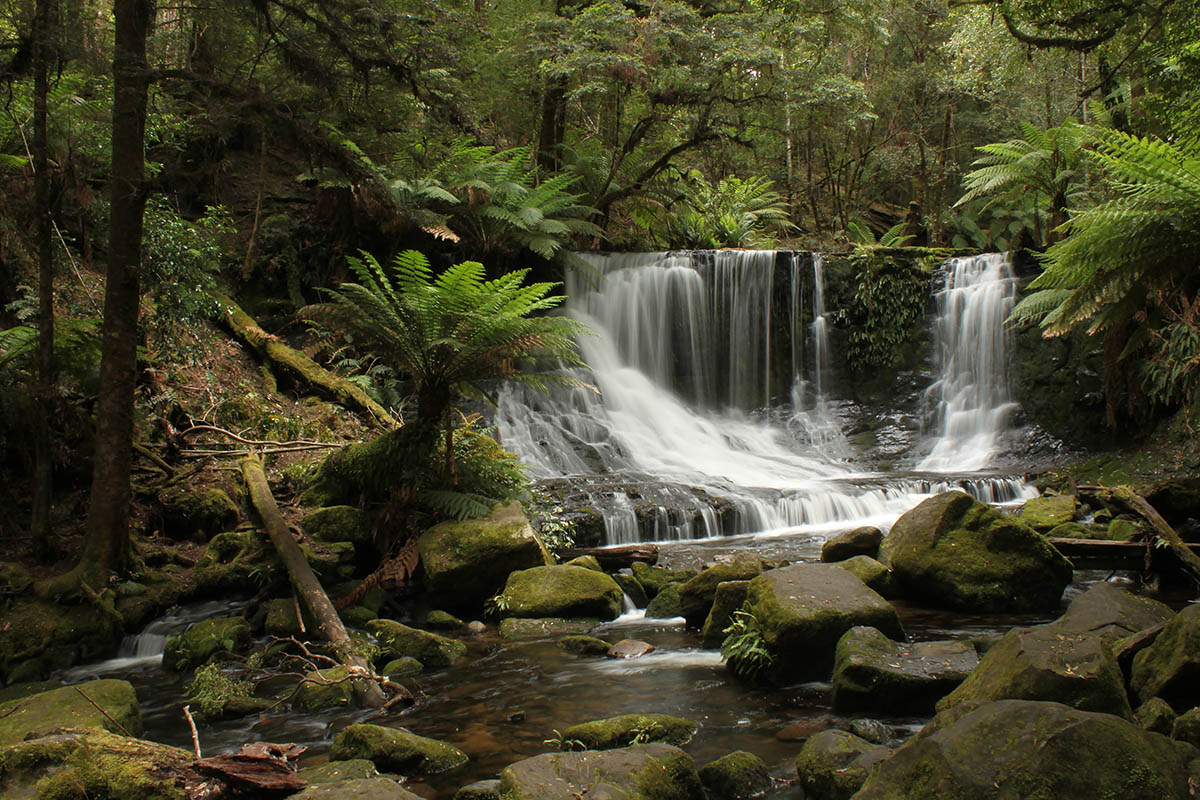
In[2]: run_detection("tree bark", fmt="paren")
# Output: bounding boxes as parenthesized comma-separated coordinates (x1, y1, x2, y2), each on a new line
(241, 454, 386, 708)
(31, 0, 57, 562)
(76, 0, 155, 588)
(1110, 486, 1200, 585)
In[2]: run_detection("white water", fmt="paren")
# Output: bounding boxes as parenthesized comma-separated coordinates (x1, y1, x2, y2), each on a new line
(919, 253, 1020, 472)
(495, 250, 1031, 544)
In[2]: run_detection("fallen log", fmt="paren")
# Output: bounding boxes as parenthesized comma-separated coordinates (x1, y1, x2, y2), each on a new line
(241, 453, 387, 708)
(1111, 485, 1200, 585)
(212, 290, 398, 430)
(562, 544, 659, 568)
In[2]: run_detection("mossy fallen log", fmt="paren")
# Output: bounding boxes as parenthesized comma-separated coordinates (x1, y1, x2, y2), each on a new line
(211, 290, 397, 429)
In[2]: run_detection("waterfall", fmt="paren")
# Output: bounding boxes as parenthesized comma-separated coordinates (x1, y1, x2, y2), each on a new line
(919, 252, 1020, 472)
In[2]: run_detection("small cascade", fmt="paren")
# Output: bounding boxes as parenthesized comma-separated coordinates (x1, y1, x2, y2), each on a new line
(919, 253, 1020, 472)
(789, 252, 846, 452)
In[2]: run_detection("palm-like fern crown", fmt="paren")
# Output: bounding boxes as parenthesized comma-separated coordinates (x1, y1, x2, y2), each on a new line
(957, 119, 1085, 210)
(327, 250, 589, 414)
(1010, 128, 1200, 337)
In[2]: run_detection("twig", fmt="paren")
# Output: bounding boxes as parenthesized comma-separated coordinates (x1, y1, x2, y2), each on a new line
(133, 442, 176, 477)
(183, 705, 202, 759)
(74, 687, 134, 737)
(291, 592, 306, 634)
(180, 424, 337, 449)
(179, 444, 340, 458)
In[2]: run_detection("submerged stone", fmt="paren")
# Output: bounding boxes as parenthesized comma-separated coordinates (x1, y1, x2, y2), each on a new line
(499, 743, 703, 800)
(558, 635, 612, 656)
(607, 639, 655, 659)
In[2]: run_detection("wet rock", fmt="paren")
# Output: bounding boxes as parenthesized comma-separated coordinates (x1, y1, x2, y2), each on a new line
(775, 716, 835, 742)
(701, 580, 751, 648)
(854, 700, 1195, 799)
(292, 777, 422, 799)
(426, 610, 463, 630)
(1054, 582, 1173, 642)
(1019, 494, 1078, 531)
(882, 491, 1072, 613)
(367, 619, 466, 668)
(0, 679, 141, 746)
(298, 758, 379, 783)
(832, 626, 976, 714)
(847, 718, 893, 745)
(631, 563, 696, 599)
(833, 556, 898, 598)
(454, 778, 502, 799)
(698, 750, 770, 800)
(614, 573, 649, 608)
(1108, 517, 1142, 541)
(738, 563, 903, 682)
(499, 565, 623, 621)
(1171, 707, 1200, 748)
(565, 555, 603, 571)
(159, 485, 239, 540)
(499, 743, 703, 800)
(1131, 604, 1200, 710)
(300, 505, 370, 545)
(936, 623, 1132, 718)
(1135, 697, 1177, 734)
(340, 604, 377, 628)
(293, 666, 355, 711)
(499, 618, 599, 639)
(419, 502, 552, 612)
(821, 526, 883, 563)
(194, 530, 280, 596)
(644, 583, 683, 619)
(331, 723, 469, 774)
(0, 597, 123, 683)
(163, 616, 251, 672)
(561, 714, 699, 750)
(679, 555, 764, 627)
(558, 635, 612, 656)
(795, 729, 892, 800)
(607, 639, 655, 659)
(264, 598, 313, 637)
(382, 657, 423, 677)
(466, 621, 487, 635)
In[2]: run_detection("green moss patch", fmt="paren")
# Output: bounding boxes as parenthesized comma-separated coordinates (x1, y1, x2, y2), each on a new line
(330, 723, 468, 774)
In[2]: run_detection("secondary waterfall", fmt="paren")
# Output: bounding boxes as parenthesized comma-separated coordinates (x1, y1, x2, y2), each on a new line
(495, 250, 1031, 544)
(919, 252, 1019, 472)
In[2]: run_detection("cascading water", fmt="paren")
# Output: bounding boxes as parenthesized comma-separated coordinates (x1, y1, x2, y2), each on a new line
(495, 250, 1032, 545)
(919, 252, 1020, 472)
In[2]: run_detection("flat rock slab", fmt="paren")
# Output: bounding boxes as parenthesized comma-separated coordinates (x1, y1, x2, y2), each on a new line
(1054, 582, 1173, 643)
(291, 778, 422, 799)
(832, 626, 977, 714)
(499, 743, 703, 800)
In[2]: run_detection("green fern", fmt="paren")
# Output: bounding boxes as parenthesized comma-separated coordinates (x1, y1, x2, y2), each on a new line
(720, 610, 775, 681)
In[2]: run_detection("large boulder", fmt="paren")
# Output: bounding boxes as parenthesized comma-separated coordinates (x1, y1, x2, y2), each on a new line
(193, 530, 280, 596)
(158, 485, 240, 540)
(162, 616, 251, 672)
(0, 680, 141, 746)
(821, 526, 883, 563)
(499, 565, 623, 621)
(678, 555, 763, 627)
(300, 505, 371, 546)
(795, 729, 892, 800)
(560, 714, 698, 750)
(330, 724, 468, 774)
(735, 564, 903, 682)
(419, 502, 552, 612)
(700, 581, 751, 648)
(0, 597, 123, 684)
(1131, 603, 1200, 710)
(499, 743, 703, 800)
(936, 624, 1132, 718)
(882, 491, 1072, 612)
(853, 700, 1195, 799)
(366, 619, 466, 668)
(831, 626, 977, 714)
(291, 778, 422, 799)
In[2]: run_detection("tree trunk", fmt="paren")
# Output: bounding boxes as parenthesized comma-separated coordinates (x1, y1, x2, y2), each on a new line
(31, 0, 57, 562)
(77, 0, 155, 588)
(241, 454, 386, 708)
(536, 78, 567, 174)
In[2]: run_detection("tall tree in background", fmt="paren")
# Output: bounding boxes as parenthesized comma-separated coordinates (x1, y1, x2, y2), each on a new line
(70, 0, 155, 591)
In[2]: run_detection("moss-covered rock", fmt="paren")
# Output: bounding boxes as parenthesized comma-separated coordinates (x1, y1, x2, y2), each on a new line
(700, 581, 751, 648)
(0, 598, 123, 684)
(162, 616, 251, 672)
(453, 778, 502, 799)
(264, 598, 315, 637)
(366, 619, 466, 668)
(158, 485, 240, 540)
(298, 758, 379, 783)
(1131, 604, 1200, 710)
(1135, 697, 1177, 734)
(644, 584, 683, 619)
(499, 743, 703, 800)
(738, 564, 903, 683)
(821, 526, 884, 563)
(614, 574, 649, 608)
(1019, 495, 1078, 532)
(678, 555, 764, 627)
(834, 556, 898, 598)
(1054, 582, 1173, 643)
(559, 635, 612, 656)
(561, 714, 698, 750)
(499, 618, 599, 639)
(795, 729, 892, 800)
(426, 610, 463, 630)
(0, 680, 141, 746)
(330, 723, 468, 774)
(630, 563, 695, 599)
(1171, 707, 1200, 749)
(293, 666, 355, 712)
(382, 657, 424, 677)
(419, 502, 552, 612)
(340, 605, 377, 628)
(882, 491, 1072, 613)
(1108, 517, 1143, 541)
(291, 777, 423, 799)
(565, 555, 603, 571)
(854, 700, 1195, 799)
(0, 562, 33, 595)
(498, 565, 623, 621)
(1045, 521, 1103, 540)
(193, 530, 280, 596)
(300, 505, 371, 546)
(697, 751, 769, 800)
(832, 626, 977, 714)
(0, 729, 193, 800)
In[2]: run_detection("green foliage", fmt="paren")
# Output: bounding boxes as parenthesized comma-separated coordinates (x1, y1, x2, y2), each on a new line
(840, 254, 929, 375)
(847, 220, 914, 248)
(484, 592, 511, 619)
(638, 171, 794, 249)
(523, 488, 577, 557)
(544, 729, 587, 752)
(720, 610, 774, 681)
(185, 663, 254, 719)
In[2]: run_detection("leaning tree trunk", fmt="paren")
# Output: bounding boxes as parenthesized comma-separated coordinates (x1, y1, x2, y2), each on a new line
(76, 0, 155, 588)
(241, 454, 386, 708)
